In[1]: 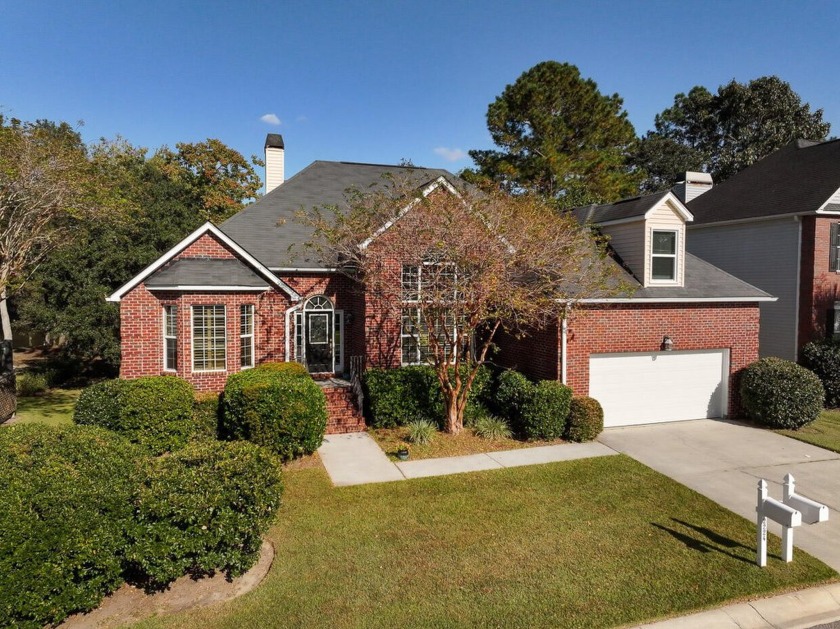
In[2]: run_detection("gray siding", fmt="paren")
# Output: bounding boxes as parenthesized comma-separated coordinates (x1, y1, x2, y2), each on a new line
(688, 217, 800, 360)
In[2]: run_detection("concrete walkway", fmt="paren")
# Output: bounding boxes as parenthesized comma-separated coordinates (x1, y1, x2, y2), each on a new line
(637, 582, 840, 629)
(599, 419, 840, 572)
(318, 432, 616, 486)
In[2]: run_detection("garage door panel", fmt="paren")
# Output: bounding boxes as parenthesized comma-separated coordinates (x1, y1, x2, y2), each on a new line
(589, 350, 728, 427)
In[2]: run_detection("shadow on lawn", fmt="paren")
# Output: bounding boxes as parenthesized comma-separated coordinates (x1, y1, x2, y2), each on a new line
(651, 518, 759, 564)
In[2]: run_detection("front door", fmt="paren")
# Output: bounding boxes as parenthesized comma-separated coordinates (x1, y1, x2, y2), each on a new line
(305, 311, 333, 373)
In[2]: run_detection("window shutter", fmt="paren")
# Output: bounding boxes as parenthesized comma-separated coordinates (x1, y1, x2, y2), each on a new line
(830, 224, 839, 272)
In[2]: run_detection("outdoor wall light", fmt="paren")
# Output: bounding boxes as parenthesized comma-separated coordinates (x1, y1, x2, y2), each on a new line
(661, 335, 674, 351)
(346, 312, 354, 326)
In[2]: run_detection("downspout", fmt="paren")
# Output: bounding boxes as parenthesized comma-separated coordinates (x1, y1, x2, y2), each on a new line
(560, 307, 569, 385)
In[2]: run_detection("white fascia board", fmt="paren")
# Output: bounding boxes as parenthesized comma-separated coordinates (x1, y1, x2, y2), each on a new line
(107, 222, 301, 302)
(359, 176, 462, 250)
(687, 212, 809, 229)
(575, 296, 777, 304)
(269, 267, 338, 273)
(147, 286, 269, 292)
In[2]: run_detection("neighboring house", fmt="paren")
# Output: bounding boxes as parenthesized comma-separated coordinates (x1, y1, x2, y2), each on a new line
(109, 135, 771, 430)
(683, 139, 840, 361)
(495, 191, 772, 426)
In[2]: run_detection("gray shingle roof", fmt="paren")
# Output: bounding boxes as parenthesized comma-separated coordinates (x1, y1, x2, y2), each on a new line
(572, 191, 670, 224)
(688, 139, 840, 225)
(610, 252, 773, 300)
(145, 259, 269, 289)
(220, 161, 456, 269)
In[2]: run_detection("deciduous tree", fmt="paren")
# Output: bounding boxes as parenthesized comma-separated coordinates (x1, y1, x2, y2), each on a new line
(155, 139, 262, 223)
(635, 76, 831, 191)
(305, 176, 623, 434)
(468, 61, 640, 207)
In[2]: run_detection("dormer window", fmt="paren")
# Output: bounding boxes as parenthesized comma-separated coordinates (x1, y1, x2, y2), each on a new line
(651, 230, 678, 282)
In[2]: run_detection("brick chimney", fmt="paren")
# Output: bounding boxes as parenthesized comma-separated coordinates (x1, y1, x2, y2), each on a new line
(264, 134, 285, 194)
(673, 171, 713, 203)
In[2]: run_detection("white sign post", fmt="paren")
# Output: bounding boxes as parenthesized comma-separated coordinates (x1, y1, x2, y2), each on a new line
(756, 475, 829, 567)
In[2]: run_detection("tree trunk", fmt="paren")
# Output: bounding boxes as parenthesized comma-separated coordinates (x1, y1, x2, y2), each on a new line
(0, 288, 12, 341)
(444, 392, 463, 435)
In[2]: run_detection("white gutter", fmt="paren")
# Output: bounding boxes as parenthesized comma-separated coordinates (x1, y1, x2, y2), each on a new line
(560, 313, 568, 385)
(577, 296, 777, 304)
(146, 285, 268, 292)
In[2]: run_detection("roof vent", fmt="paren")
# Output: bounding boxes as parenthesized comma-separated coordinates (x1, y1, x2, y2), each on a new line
(265, 134, 285, 194)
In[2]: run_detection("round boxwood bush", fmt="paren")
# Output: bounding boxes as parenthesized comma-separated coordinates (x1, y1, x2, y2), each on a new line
(0, 424, 140, 628)
(127, 440, 283, 588)
(252, 361, 310, 377)
(494, 369, 534, 432)
(801, 340, 840, 408)
(521, 381, 573, 440)
(566, 396, 604, 442)
(74, 376, 196, 454)
(193, 391, 221, 440)
(740, 357, 824, 429)
(222, 368, 327, 460)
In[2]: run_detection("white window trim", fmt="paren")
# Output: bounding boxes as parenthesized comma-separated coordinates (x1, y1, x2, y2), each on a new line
(649, 229, 679, 285)
(239, 304, 255, 370)
(163, 305, 177, 372)
(334, 310, 344, 373)
(191, 305, 227, 373)
(400, 263, 458, 366)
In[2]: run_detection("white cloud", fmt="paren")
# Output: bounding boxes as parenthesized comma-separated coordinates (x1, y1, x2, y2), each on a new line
(433, 147, 467, 162)
(260, 113, 281, 126)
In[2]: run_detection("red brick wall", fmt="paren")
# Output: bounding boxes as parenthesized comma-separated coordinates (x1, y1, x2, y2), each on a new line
(565, 303, 760, 416)
(799, 216, 840, 349)
(493, 323, 560, 381)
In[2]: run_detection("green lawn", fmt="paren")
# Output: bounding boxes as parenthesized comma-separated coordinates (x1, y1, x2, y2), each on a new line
(778, 410, 840, 453)
(12, 389, 79, 426)
(133, 456, 835, 629)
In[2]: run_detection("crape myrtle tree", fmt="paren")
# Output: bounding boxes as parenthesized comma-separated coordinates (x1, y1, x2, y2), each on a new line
(468, 61, 641, 208)
(305, 176, 623, 434)
(635, 76, 831, 192)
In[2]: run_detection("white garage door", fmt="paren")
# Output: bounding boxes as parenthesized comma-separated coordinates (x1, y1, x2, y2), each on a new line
(589, 349, 729, 427)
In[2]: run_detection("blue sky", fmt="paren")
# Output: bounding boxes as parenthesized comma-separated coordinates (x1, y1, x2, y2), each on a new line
(2, 1, 839, 182)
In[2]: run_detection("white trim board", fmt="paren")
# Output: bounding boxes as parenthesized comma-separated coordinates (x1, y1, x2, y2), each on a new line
(106, 222, 301, 303)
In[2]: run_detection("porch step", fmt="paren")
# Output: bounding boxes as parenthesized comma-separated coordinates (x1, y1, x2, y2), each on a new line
(321, 383, 366, 434)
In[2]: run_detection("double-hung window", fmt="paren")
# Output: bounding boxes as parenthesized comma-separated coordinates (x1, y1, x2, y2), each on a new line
(163, 305, 177, 371)
(651, 230, 678, 282)
(830, 224, 840, 272)
(400, 263, 456, 365)
(192, 305, 226, 371)
(240, 305, 254, 369)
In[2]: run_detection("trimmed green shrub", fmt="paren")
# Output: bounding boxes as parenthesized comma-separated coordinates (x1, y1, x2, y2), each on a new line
(15, 372, 48, 397)
(740, 358, 824, 429)
(73, 378, 129, 428)
(127, 440, 283, 588)
(521, 381, 573, 440)
(473, 414, 512, 440)
(193, 392, 221, 439)
(363, 364, 491, 428)
(252, 361, 310, 378)
(75, 376, 196, 454)
(407, 418, 437, 445)
(494, 369, 534, 432)
(566, 396, 604, 442)
(801, 340, 840, 408)
(222, 369, 327, 460)
(0, 424, 140, 628)
(463, 402, 492, 427)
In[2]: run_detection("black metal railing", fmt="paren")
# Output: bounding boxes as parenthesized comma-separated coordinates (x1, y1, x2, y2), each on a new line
(349, 355, 365, 411)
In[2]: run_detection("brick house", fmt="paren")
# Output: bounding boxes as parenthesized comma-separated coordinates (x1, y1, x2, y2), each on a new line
(684, 139, 840, 361)
(495, 191, 771, 426)
(109, 135, 770, 430)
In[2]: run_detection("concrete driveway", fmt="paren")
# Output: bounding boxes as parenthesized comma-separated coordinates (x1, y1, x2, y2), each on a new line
(599, 419, 840, 572)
